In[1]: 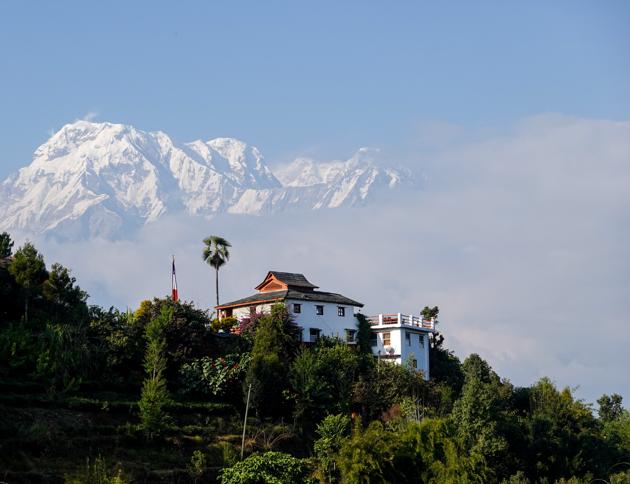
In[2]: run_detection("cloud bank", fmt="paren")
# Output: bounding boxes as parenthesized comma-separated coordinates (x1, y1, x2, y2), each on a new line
(36, 114, 630, 404)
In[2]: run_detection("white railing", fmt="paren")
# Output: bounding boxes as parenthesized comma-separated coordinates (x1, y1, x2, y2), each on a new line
(366, 313, 436, 330)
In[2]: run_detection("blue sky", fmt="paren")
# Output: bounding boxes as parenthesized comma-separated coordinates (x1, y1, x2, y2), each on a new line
(1, 1, 629, 176)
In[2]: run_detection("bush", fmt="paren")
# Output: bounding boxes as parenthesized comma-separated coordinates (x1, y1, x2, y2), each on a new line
(211, 316, 238, 333)
(220, 451, 313, 484)
(314, 414, 351, 482)
(179, 353, 250, 397)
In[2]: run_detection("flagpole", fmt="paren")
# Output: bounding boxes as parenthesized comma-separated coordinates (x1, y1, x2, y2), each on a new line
(172, 255, 179, 302)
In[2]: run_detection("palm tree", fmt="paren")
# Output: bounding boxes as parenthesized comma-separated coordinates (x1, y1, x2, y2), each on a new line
(202, 235, 231, 307)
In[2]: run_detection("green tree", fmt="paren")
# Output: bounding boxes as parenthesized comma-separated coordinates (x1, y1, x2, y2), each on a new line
(429, 330, 464, 398)
(0, 231, 14, 258)
(88, 306, 146, 387)
(314, 414, 351, 483)
(133, 297, 211, 381)
(522, 377, 617, 482)
(245, 304, 298, 418)
(138, 306, 172, 437)
(8, 241, 48, 324)
(421, 305, 439, 320)
(289, 341, 360, 431)
(451, 354, 508, 480)
(220, 451, 313, 484)
(355, 313, 372, 356)
(43, 262, 89, 323)
(202, 235, 231, 306)
(336, 418, 477, 483)
(352, 358, 426, 421)
(35, 321, 92, 393)
(598, 393, 624, 422)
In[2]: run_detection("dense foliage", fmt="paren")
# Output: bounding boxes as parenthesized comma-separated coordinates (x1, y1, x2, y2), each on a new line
(0, 233, 628, 483)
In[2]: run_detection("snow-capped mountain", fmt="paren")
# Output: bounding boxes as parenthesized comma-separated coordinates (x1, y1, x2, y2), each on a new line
(0, 121, 415, 239)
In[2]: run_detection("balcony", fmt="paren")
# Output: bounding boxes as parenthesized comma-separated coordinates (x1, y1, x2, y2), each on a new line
(367, 313, 436, 330)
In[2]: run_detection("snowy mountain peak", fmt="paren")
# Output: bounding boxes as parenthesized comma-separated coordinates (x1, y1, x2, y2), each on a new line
(0, 121, 416, 239)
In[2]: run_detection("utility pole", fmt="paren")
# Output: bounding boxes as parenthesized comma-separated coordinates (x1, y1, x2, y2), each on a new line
(241, 383, 252, 460)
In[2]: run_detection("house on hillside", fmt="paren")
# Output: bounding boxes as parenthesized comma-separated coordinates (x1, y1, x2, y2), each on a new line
(216, 271, 364, 344)
(215, 271, 437, 379)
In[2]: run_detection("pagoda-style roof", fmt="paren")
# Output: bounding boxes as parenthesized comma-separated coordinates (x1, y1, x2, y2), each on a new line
(216, 271, 364, 310)
(215, 289, 364, 310)
(255, 271, 319, 292)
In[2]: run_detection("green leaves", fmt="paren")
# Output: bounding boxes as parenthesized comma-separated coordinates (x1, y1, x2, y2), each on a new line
(220, 451, 313, 484)
(179, 353, 250, 397)
(138, 307, 172, 437)
(0, 231, 14, 258)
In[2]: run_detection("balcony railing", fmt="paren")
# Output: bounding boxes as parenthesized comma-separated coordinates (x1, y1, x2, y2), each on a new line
(367, 313, 436, 330)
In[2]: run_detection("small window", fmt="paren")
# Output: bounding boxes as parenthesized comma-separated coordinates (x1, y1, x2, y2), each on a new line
(419, 334, 424, 347)
(412, 358, 418, 369)
(338, 306, 346, 317)
(315, 305, 324, 315)
(405, 332, 411, 346)
(345, 329, 356, 343)
(249, 305, 257, 315)
(293, 303, 301, 314)
(309, 328, 321, 343)
(383, 332, 391, 346)
(370, 333, 378, 347)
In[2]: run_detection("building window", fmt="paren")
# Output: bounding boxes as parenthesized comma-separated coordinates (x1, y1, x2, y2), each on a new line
(249, 305, 257, 315)
(345, 329, 356, 343)
(419, 334, 424, 347)
(315, 305, 324, 315)
(405, 332, 411, 346)
(293, 303, 301, 314)
(338, 306, 346, 317)
(383, 332, 391, 346)
(370, 333, 377, 347)
(309, 328, 321, 343)
(412, 358, 418, 369)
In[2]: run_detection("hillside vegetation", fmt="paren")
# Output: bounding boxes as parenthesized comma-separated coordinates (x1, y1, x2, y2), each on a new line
(0, 232, 628, 483)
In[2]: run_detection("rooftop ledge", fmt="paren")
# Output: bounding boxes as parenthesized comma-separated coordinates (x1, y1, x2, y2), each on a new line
(367, 313, 437, 331)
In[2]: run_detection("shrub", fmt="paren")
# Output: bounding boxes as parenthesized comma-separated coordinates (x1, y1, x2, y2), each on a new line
(220, 451, 313, 484)
(138, 307, 172, 437)
(179, 353, 251, 397)
(211, 316, 238, 333)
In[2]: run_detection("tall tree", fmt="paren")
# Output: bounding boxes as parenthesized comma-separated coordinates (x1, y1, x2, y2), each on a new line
(202, 235, 231, 307)
(245, 304, 298, 418)
(139, 306, 172, 437)
(0, 232, 14, 258)
(8, 242, 48, 324)
(43, 263, 89, 323)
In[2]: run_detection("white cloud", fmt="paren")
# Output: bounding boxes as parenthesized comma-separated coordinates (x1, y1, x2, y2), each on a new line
(36, 114, 630, 405)
(80, 111, 99, 122)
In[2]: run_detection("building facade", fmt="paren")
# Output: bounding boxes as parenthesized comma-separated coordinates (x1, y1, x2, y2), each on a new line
(215, 271, 437, 379)
(216, 271, 364, 344)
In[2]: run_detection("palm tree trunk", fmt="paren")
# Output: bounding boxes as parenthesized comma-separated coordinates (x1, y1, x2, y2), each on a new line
(215, 267, 220, 307)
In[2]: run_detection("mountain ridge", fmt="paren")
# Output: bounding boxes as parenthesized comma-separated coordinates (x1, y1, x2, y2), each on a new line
(0, 121, 415, 239)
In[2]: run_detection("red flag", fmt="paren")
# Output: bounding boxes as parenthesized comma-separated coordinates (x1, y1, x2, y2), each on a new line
(171, 256, 179, 302)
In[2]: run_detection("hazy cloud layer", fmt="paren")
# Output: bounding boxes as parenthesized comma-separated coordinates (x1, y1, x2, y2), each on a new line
(35, 114, 630, 404)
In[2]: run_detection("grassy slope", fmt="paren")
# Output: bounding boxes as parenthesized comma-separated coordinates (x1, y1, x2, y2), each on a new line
(0, 382, 243, 483)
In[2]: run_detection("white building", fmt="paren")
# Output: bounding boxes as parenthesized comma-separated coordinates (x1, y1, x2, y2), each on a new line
(367, 313, 436, 379)
(216, 271, 364, 344)
(215, 271, 436, 379)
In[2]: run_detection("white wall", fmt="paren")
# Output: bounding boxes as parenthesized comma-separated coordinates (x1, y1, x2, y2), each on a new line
(399, 329, 430, 378)
(232, 303, 275, 319)
(370, 327, 431, 379)
(231, 300, 359, 343)
(285, 299, 359, 342)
